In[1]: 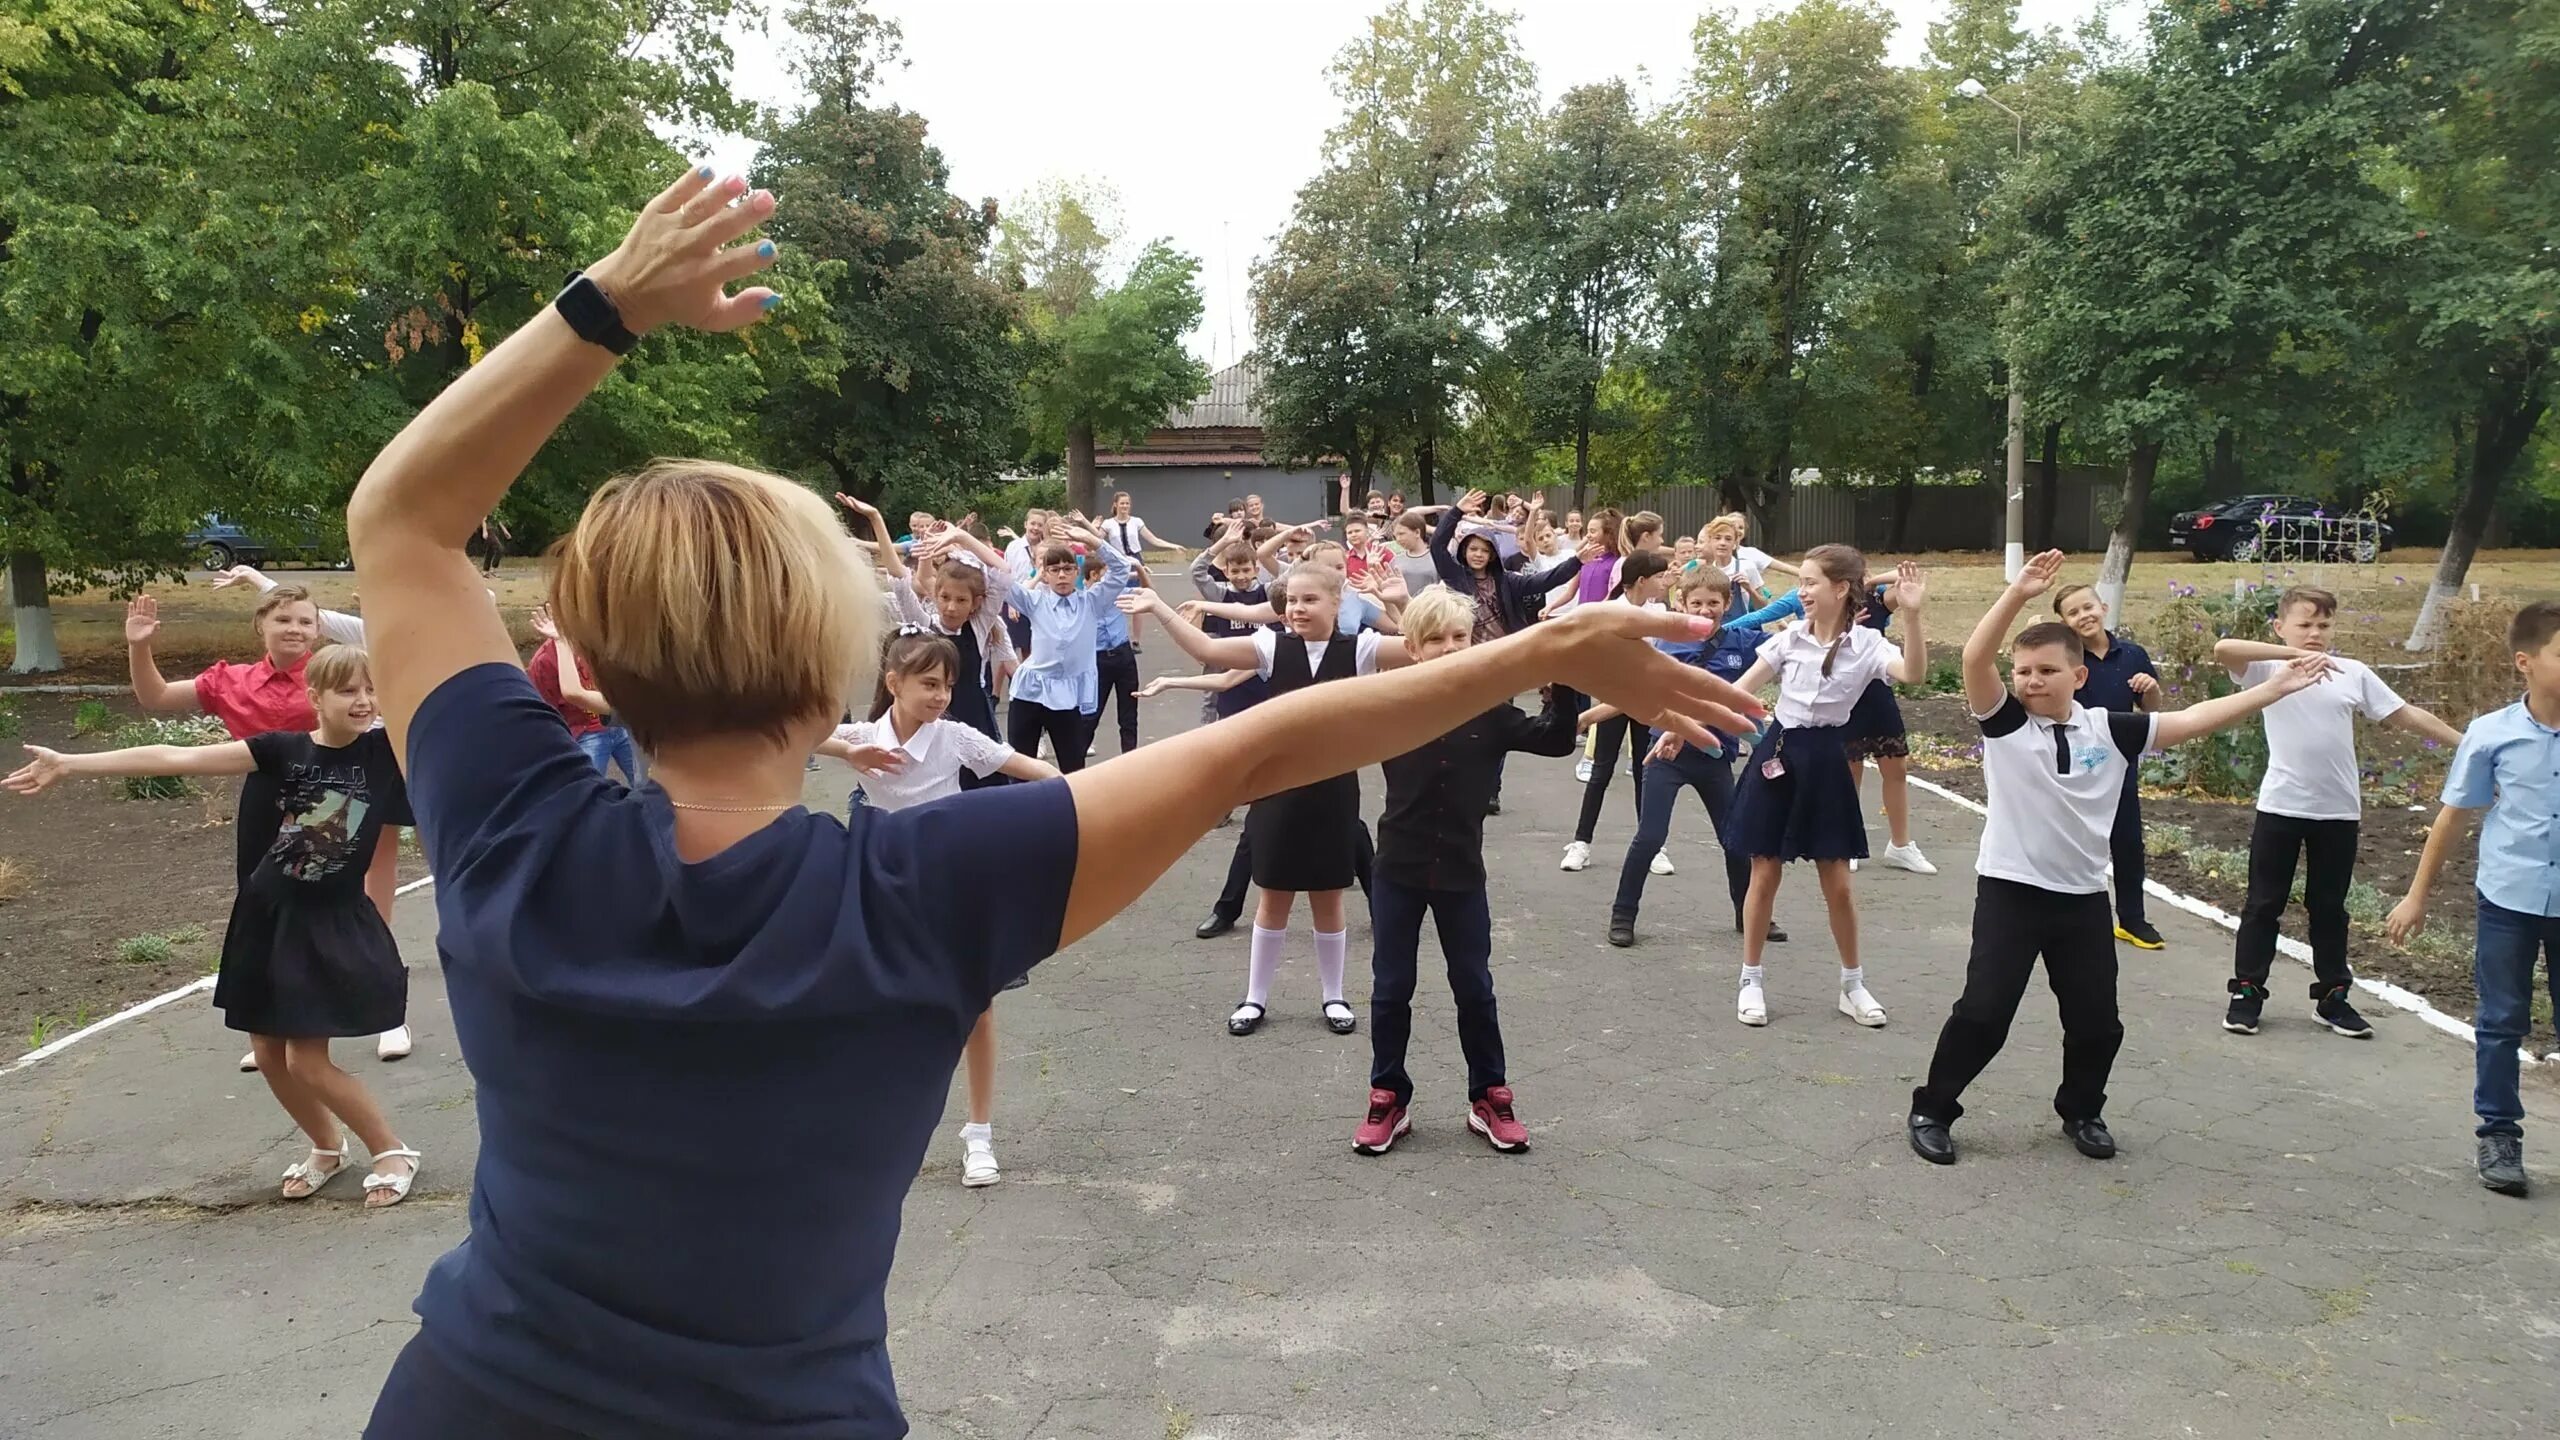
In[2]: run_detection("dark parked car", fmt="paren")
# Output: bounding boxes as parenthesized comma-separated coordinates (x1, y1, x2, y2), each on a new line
(2168, 494, 2390, 563)
(182, 512, 349, 571)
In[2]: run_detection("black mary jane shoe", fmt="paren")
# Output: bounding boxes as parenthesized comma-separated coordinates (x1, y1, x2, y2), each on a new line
(1322, 1001, 1359, 1035)
(1907, 1113, 1957, 1166)
(2062, 1117, 2117, 1160)
(1227, 1003, 1266, 1037)
(1195, 912, 1239, 940)
(1732, 914, 1792, 944)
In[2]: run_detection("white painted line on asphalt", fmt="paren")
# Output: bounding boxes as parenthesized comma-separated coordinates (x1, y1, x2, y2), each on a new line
(1900, 770, 2534, 1067)
(2, 873, 439, 1077)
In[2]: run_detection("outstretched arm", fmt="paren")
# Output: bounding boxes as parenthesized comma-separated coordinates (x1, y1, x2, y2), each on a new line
(1886, 563, 1928, 686)
(122, 596, 202, 715)
(1116, 590, 1260, 670)
(2385, 804, 2480, 944)
(2152, 655, 2333, 748)
(5, 740, 257, 794)
(1963, 551, 2060, 715)
(2381, 703, 2465, 748)
(1135, 669, 1258, 697)
(348, 167, 780, 762)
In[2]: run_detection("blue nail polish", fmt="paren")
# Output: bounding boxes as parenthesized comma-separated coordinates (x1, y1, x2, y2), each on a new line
(757, 241, 776, 258)
(697, 165, 714, 179)
(760, 294, 780, 311)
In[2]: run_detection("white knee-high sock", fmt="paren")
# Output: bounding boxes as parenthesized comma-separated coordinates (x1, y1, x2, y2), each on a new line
(1315, 929, 1348, 1005)
(1247, 927, 1287, 1007)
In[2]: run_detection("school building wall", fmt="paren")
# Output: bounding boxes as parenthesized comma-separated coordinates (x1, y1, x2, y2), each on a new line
(1093, 464, 1361, 540)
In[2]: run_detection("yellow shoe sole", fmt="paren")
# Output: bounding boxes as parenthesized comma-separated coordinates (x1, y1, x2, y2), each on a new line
(2113, 925, 2166, 951)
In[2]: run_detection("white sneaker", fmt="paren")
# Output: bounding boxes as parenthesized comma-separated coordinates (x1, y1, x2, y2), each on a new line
(1839, 985, 1889, 1028)
(960, 1130, 1001, 1188)
(1881, 842, 1938, 875)
(239, 1051, 258, 1073)
(1574, 756, 1595, 783)
(1737, 979, 1769, 1027)
(376, 1026, 413, 1062)
(1560, 840, 1592, 873)
(1649, 849, 1676, 877)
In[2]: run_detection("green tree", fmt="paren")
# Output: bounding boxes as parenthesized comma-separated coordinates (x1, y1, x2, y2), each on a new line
(999, 185, 1207, 515)
(1496, 79, 1683, 510)
(751, 1, 1025, 512)
(1252, 167, 1410, 487)
(1281, 0, 1534, 501)
(2400, 0, 2558, 647)
(1653, 0, 1925, 531)
(2009, 0, 2436, 619)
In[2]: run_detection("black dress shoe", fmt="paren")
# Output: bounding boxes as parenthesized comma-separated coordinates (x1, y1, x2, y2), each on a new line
(1907, 1113, 1956, 1165)
(1732, 914, 1790, 943)
(1484, 798, 1502, 817)
(2062, 1117, 2117, 1159)
(1195, 912, 1238, 940)
(1607, 916, 1636, 948)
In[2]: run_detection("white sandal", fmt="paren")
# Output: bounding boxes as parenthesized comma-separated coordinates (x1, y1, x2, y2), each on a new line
(281, 1142, 346, 1200)
(363, 1147, 422, 1208)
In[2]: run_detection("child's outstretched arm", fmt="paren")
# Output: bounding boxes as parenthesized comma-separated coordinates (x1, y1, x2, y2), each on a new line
(1117, 590, 1260, 670)
(2385, 803, 2480, 944)
(2381, 702, 2466, 748)
(1136, 669, 1257, 698)
(5, 740, 257, 794)
(2152, 655, 2334, 748)
(1886, 561, 1928, 686)
(1964, 551, 2059, 714)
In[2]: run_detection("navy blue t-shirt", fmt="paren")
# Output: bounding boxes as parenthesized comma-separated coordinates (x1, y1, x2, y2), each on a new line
(2074, 633, 2158, 714)
(403, 663, 1079, 1439)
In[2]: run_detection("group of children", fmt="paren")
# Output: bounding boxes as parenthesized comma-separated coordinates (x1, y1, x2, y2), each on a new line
(4, 489, 2554, 1204)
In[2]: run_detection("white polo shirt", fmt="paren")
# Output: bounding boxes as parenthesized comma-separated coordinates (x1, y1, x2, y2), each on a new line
(2233, 655, 2403, 820)
(1975, 695, 2157, 894)
(832, 716, 1015, 811)
(1755, 625, 1901, 728)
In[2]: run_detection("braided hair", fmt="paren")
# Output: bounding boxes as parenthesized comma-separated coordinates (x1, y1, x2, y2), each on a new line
(1800, 543, 1870, 677)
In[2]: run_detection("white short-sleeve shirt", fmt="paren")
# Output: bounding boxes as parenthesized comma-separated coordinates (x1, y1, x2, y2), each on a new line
(1974, 696, 2157, 893)
(1101, 516, 1148, 555)
(832, 717, 1015, 811)
(1754, 625, 1901, 728)
(1251, 628, 1384, 680)
(2235, 655, 2405, 820)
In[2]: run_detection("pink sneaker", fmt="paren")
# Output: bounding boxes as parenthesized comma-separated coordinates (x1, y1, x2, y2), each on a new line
(1352, 1088, 1411, 1155)
(1468, 1086, 1529, 1153)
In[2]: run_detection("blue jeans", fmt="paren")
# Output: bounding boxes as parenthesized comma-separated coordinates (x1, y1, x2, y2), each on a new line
(1611, 742, 1750, 922)
(1367, 875, 1503, 1104)
(575, 725, 638, 782)
(2474, 896, 2560, 1138)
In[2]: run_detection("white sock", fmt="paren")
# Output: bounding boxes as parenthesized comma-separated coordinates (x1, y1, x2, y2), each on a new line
(959, 1121, 991, 1144)
(1741, 965, 1766, 988)
(1841, 965, 1865, 990)
(1247, 926, 1287, 1007)
(1314, 928, 1348, 1005)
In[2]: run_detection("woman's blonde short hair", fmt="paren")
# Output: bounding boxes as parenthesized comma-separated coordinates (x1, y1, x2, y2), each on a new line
(1400, 584, 1475, 641)
(549, 460, 880, 752)
(303, 643, 371, 693)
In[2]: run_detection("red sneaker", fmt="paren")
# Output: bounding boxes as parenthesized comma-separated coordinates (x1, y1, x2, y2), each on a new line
(1352, 1088, 1411, 1155)
(1468, 1087, 1529, 1152)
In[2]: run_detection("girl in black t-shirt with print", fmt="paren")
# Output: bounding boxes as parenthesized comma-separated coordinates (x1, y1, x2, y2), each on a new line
(5, 644, 420, 1208)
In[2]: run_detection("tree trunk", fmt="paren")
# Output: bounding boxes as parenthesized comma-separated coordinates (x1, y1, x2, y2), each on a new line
(1571, 382, 1594, 513)
(2408, 370, 2549, 648)
(1064, 420, 1098, 517)
(2095, 440, 2160, 627)
(8, 548, 62, 674)
(1415, 435, 1437, 507)
(2032, 421, 2061, 551)
(1888, 472, 1917, 550)
(2205, 425, 2243, 500)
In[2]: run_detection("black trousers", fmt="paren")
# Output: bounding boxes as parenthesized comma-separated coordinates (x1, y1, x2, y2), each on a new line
(1093, 643, 1140, 759)
(1368, 875, 1503, 1103)
(2233, 811, 2358, 992)
(1912, 877, 2123, 1124)
(1572, 713, 1643, 844)
(1611, 742, 1749, 922)
(1214, 822, 1374, 916)
(1006, 699, 1094, 775)
(2110, 768, 2147, 927)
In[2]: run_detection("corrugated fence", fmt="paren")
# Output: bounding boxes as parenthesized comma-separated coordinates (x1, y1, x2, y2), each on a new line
(1525, 467, 2119, 555)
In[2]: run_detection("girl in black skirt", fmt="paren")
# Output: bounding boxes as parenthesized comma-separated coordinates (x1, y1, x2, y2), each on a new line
(1724, 546, 1929, 1030)
(5, 644, 420, 1206)
(1843, 578, 1938, 876)
(1124, 563, 1419, 1035)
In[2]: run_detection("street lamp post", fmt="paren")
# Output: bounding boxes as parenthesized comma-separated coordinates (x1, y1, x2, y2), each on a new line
(1956, 78, 2028, 582)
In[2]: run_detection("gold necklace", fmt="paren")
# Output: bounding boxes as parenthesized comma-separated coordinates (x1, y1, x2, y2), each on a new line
(666, 798, 801, 814)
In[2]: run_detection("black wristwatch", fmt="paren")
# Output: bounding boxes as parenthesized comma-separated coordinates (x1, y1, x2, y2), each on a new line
(554, 271, 638, 355)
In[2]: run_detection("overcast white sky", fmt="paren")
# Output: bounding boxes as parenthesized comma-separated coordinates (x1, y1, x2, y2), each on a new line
(708, 1, 2109, 366)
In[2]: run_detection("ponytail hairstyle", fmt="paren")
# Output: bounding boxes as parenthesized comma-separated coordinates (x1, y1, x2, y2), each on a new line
(867, 629, 961, 721)
(1799, 543, 1870, 677)
(1606, 547, 1673, 602)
